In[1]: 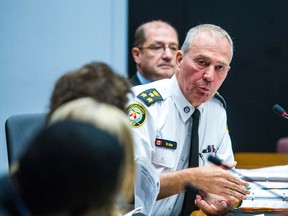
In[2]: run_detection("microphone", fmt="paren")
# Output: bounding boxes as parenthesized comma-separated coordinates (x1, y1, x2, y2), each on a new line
(208, 155, 285, 200)
(272, 104, 288, 119)
(208, 154, 230, 168)
(208, 155, 267, 182)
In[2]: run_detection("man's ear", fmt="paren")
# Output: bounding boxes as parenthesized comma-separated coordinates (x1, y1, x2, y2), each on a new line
(176, 51, 183, 67)
(132, 47, 141, 64)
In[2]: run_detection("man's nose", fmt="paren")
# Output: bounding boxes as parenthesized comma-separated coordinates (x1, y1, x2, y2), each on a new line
(162, 47, 174, 59)
(203, 67, 214, 81)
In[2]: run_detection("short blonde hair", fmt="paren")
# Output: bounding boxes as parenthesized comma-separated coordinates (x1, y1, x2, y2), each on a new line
(48, 97, 134, 216)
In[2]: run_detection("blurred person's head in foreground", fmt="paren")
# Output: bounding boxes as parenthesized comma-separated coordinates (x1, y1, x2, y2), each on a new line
(48, 97, 135, 215)
(4, 119, 124, 216)
(46, 61, 131, 123)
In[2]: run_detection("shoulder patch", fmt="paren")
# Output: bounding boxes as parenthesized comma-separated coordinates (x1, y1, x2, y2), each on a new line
(214, 92, 227, 109)
(137, 88, 163, 107)
(128, 103, 146, 128)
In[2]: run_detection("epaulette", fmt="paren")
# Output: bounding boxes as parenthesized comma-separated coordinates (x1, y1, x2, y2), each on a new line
(214, 92, 227, 109)
(137, 88, 163, 107)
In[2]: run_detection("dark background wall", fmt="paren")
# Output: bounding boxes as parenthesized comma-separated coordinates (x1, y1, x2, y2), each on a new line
(128, 0, 288, 152)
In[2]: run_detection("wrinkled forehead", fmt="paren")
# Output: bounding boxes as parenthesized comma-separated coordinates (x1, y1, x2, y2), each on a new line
(189, 32, 232, 63)
(193, 30, 230, 46)
(191, 31, 232, 62)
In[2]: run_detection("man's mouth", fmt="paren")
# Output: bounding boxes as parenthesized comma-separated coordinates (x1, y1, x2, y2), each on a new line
(199, 86, 211, 93)
(158, 64, 173, 69)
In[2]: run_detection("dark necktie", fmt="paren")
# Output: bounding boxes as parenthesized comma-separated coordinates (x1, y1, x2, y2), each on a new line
(181, 108, 200, 216)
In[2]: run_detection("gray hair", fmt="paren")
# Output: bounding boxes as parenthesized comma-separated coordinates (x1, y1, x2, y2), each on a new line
(181, 24, 234, 63)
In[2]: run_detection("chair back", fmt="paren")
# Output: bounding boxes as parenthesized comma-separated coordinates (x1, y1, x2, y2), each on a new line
(5, 113, 46, 166)
(277, 137, 288, 153)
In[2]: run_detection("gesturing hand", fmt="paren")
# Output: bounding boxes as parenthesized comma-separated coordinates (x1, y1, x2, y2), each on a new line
(188, 164, 250, 204)
(195, 192, 230, 216)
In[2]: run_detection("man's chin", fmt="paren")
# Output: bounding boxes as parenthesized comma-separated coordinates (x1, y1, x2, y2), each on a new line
(197, 92, 212, 102)
(158, 70, 175, 79)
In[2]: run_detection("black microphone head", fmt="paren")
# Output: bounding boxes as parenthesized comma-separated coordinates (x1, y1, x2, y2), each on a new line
(208, 155, 223, 166)
(272, 104, 286, 116)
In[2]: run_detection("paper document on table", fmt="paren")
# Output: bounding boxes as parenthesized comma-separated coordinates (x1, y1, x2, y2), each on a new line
(234, 165, 288, 212)
(134, 157, 160, 216)
(235, 165, 288, 181)
(238, 199, 288, 212)
(245, 188, 288, 200)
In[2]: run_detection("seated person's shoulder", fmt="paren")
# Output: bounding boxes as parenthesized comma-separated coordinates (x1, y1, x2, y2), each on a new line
(130, 79, 171, 107)
(212, 92, 227, 109)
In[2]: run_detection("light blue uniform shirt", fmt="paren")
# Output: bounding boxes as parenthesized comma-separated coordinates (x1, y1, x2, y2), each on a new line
(128, 75, 234, 216)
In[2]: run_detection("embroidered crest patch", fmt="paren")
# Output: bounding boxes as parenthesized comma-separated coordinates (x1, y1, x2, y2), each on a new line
(128, 103, 146, 128)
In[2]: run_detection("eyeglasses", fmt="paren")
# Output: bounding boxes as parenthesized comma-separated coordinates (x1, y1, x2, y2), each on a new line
(138, 44, 178, 54)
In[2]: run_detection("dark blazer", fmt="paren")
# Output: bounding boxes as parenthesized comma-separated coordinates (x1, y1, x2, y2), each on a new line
(129, 73, 142, 86)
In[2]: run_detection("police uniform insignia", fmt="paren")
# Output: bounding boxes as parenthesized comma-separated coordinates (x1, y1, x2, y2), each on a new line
(214, 92, 227, 109)
(202, 145, 218, 153)
(207, 145, 215, 152)
(137, 88, 163, 107)
(183, 106, 190, 113)
(128, 103, 146, 128)
(155, 138, 177, 150)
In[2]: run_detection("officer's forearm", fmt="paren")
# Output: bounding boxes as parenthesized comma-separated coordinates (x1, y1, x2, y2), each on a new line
(157, 168, 199, 200)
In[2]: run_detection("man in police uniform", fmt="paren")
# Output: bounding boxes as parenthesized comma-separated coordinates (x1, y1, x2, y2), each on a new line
(128, 24, 250, 216)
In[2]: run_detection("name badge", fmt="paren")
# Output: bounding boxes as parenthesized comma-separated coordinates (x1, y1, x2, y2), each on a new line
(155, 138, 177, 150)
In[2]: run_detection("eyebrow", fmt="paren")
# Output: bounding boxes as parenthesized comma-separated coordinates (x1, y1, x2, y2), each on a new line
(195, 54, 229, 66)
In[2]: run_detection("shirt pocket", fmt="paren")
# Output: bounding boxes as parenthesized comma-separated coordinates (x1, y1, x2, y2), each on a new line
(199, 145, 219, 166)
(152, 147, 175, 169)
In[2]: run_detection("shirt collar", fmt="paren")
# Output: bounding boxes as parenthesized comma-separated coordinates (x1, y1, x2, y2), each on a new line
(170, 75, 204, 123)
(137, 71, 152, 85)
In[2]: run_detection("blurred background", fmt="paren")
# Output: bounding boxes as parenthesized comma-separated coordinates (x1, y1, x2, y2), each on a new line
(0, 0, 127, 175)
